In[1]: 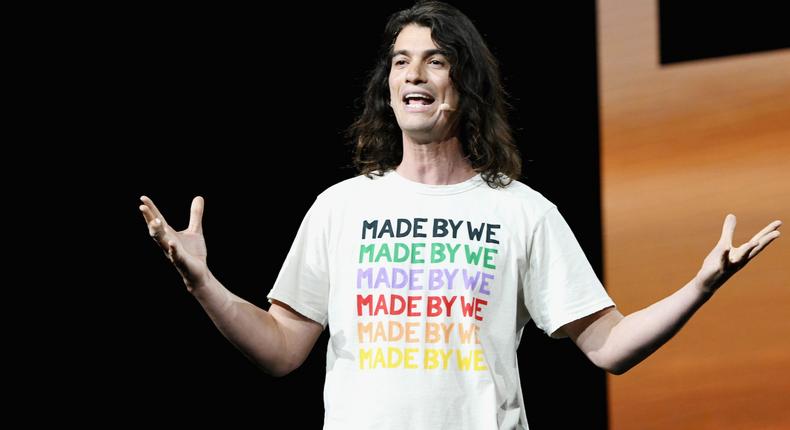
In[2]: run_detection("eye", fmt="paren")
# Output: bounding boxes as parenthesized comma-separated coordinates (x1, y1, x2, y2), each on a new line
(430, 59, 445, 66)
(393, 59, 407, 66)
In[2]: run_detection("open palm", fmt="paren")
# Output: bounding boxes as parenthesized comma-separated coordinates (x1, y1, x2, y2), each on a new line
(140, 195, 209, 291)
(696, 214, 782, 293)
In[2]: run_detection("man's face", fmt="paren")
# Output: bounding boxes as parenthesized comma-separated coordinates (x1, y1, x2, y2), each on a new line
(388, 24, 459, 139)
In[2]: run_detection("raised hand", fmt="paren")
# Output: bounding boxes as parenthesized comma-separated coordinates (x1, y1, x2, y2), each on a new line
(696, 214, 782, 294)
(140, 195, 210, 292)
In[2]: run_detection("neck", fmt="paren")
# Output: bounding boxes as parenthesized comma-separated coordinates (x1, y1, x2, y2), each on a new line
(396, 133, 477, 185)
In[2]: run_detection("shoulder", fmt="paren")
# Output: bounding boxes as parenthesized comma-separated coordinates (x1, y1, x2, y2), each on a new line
(315, 172, 384, 201)
(303, 173, 387, 216)
(484, 175, 557, 220)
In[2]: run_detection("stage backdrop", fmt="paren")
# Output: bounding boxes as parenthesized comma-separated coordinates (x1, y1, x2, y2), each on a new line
(598, 1, 790, 429)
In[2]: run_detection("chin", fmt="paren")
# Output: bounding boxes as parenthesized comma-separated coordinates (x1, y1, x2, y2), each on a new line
(399, 125, 433, 135)
(398, 118, 430, 130)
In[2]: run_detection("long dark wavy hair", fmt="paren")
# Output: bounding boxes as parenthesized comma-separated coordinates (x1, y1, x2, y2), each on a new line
(348, 0, 521, 188)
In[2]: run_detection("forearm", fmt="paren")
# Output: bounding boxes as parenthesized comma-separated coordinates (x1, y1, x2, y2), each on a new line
(191, 272, 289, 377)
(600, 277, 714, 375)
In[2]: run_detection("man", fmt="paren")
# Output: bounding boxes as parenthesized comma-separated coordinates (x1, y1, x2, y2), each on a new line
(139, 2, 781, 429)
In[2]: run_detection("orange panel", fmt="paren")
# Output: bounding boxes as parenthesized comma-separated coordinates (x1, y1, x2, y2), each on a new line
(598, 1, 790, 429)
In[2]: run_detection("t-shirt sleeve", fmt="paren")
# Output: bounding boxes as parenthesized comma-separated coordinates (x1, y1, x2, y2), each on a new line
(266, 196, 330, 329)
(523, 206, 616, 339)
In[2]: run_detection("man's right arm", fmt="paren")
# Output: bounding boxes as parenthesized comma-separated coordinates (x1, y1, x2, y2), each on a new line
(139, 195, 324, 378)
(191, 273, 325, 377)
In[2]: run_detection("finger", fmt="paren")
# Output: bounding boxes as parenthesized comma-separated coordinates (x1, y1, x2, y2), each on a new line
(730, 240, 759, 264)
(188, 196, 205, 233)
(719, 214, 736, 247)
(749, 220, 783, 243)
(140, 195, 170, 227)
(748, 230, 781, 259)
(139, 204, 155, 224)
(148, 217, 169, 248)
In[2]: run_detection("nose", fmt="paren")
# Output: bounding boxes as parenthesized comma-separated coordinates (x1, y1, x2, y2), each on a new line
(405, 62, 426, 84)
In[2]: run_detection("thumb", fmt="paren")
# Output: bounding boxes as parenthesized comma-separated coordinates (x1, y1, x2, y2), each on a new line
(188, 196, 205, 233)
(719, 213, 736, 247)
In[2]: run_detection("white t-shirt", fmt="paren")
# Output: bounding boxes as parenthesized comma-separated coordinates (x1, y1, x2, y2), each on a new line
(266, 169, 616, 430)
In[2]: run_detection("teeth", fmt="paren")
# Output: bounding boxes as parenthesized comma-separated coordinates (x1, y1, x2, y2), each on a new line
(404, 93, 433, 99)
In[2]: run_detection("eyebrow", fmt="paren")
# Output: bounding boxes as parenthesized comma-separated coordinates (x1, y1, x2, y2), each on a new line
(391, 49, 446, 59)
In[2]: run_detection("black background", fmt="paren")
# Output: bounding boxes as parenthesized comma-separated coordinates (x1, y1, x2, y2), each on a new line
(76, 1, 607, 428)
(660, 1, 790, 64)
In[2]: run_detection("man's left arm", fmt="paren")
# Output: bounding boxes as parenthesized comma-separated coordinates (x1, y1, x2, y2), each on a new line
(561, 214, 781, 375)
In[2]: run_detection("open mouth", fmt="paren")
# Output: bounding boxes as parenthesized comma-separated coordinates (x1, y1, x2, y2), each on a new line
(402, 93, 436, 106)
